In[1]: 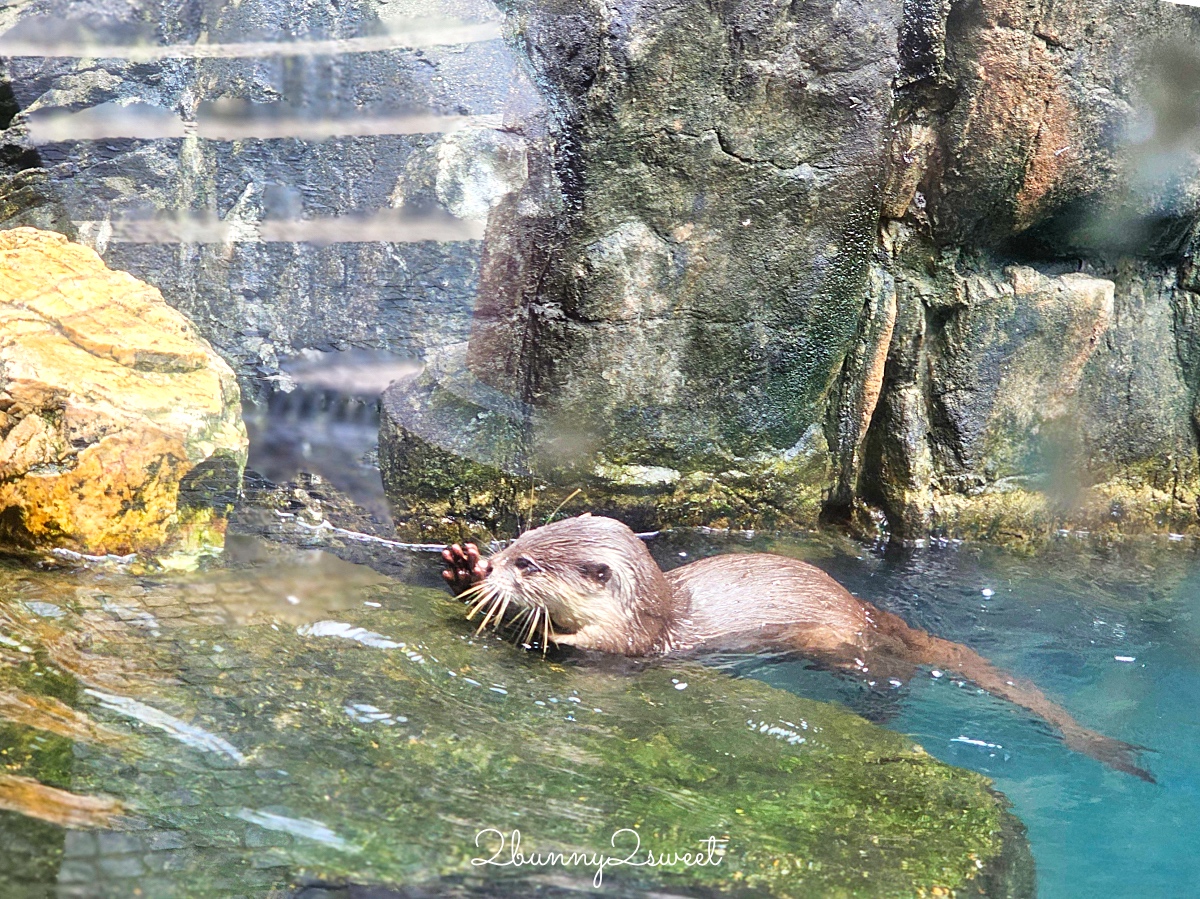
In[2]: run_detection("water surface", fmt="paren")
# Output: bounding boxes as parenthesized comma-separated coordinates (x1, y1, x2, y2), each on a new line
(649, 529, 1197, 899)
(0, 524, 1028, 898)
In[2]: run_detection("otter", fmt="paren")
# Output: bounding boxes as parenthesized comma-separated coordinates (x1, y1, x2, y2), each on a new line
(442, 514, 1153, 782)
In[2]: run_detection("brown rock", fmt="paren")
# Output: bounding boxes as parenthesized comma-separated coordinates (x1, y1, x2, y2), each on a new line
(0, 774, 124, 829)
(929, 0, 1200, 250)
(0, 227, 247, 560)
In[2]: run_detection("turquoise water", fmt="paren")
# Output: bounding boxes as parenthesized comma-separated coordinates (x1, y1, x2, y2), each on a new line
(652, 531, 1198, 899)
(0, 527, 1030, 899)
(0, 518, 1195, 897)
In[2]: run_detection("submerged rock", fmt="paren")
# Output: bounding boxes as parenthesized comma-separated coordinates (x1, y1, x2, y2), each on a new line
(0, 541, 1035, 898)
(0, 227, 246, 561)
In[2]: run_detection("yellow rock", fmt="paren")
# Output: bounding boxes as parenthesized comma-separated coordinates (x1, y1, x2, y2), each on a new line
(0, 227, 247, 560)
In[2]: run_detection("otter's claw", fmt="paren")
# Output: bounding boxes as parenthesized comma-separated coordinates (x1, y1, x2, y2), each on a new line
(442, 543, 488, 595)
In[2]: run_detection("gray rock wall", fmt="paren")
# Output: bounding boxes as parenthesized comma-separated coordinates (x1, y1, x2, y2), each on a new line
(825, 0, 1200, 541)
(6, 0, 1200, 541)
(469, 0, 904, 464)
(0, 0, 536, 398)
(834, 231, 1200, 541)
(443, 0, 1200, 541)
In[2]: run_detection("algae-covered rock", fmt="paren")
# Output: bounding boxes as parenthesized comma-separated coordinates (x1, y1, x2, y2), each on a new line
(830, 224, 1200, 543)
(0, 544, 1033, 897)
(468, 0, 900, 465)
(0, 227, 247, 560)
(378, 365, 829, 542)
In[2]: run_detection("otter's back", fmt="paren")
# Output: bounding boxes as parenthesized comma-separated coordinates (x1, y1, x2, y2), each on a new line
(665, 553, 875, 654)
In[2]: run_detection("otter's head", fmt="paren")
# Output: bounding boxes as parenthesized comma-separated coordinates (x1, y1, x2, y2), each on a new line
(469, 514, 678, 656)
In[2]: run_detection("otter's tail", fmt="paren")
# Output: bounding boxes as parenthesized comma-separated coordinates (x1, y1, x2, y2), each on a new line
(890, 620, 1154, 783)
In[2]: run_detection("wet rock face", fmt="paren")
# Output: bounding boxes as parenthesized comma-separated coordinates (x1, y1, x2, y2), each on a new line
(471, 0, 903, 460)
(0, 227, 247, 559)
(842, 244, 1125, 537)
(831, 227, 1200, 542)
(384, 0, 1200, 542)
(6, 0, 1200, 542)
(460, 0, 1200, 465)
(0, 539, 1036, 898)
(0, 0, 533, 398)
(381, 0, 908, 538)
(824, 0, 1200, 542)
(927, 0, 1200, 257)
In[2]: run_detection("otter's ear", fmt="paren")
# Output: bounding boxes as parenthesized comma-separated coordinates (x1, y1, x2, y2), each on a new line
(580, 561, 611, 585)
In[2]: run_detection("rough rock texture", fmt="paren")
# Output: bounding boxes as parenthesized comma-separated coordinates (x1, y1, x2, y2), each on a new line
(929, 0, 1200, 255)
(379, 363, 830, 542)
(384, 0, 908, 539)
(6, 0, 1200, 543)
(467, 0, 902, 462)
(0, 227, 247, 559)
(821, 0, 1200, 542)
(0, 0, 534, 399)
(381, 0, 1200, 543)
(837, 239, 1200, 542)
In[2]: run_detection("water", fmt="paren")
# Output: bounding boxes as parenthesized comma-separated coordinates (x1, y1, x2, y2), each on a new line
(6, 1, 1188, 894)
(242, 348, 420, 527)
(0, 508, 1196, 896)
(0, 519, 1032, 899)
(649, 530, 1200, 899)
(2, 386, 1200, 897)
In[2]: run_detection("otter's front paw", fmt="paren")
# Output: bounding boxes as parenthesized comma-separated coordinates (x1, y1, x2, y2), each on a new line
(441, 543, 488, 595)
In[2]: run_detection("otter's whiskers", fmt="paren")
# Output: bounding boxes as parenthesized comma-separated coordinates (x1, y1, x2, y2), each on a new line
(459, 578, 558, 655)
(480, 591, 512, 633)
(462, 582, 503, 635)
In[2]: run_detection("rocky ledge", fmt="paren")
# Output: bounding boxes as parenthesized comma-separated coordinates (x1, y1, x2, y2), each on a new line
(0, 227, 246, 563)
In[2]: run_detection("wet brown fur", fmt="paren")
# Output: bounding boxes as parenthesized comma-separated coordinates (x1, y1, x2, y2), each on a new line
(449, 514, 1153, 781)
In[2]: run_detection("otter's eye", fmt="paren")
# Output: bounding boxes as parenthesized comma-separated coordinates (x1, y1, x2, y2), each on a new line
(514, 556, 541, 574)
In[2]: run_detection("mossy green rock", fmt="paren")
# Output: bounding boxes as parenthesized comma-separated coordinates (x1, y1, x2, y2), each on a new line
(378, 368, 829, 542)
(0, 544, 1031, 897)
(833, 228, 1200, 544)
